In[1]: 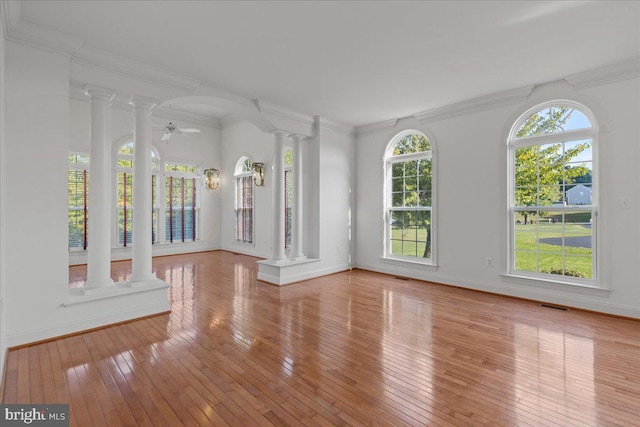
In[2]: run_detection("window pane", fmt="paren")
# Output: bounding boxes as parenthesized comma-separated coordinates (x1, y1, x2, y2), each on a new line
(389, 210, 430, 258)
(391, 162, 404, 179)
(566, 184, 592, 206)
(418, 159, 432, 192)
(390, 211, 405, 256)
(516, 106, 591, 137)
(392, 177, 403, 192)
(392, 134, 431, 155)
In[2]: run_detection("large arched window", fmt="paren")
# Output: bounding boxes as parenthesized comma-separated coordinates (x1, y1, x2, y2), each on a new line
(234, 156, 254, 244)
(384, 131, 433, 263)
(509, 102, 597, 284)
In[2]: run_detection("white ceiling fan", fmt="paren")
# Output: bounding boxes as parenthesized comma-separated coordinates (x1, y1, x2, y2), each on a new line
(156, 121, 200, 141)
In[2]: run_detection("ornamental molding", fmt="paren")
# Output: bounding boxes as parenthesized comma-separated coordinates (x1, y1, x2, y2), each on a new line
(564, 57, 640, 90)
(72, 46, 201, 93)
(70, 81, 221, 129)
(316, 117, 355, 138)
(254, 99, 315, 137)
(3, 8, 82, 57)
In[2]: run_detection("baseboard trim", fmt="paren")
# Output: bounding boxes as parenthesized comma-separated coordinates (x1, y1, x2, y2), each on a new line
(6, 302, 171, 348)
(354, 262, 640, 320)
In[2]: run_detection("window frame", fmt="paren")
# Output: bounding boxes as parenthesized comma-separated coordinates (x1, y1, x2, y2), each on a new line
(507, 100, 600, 287)
(163, 160, 201, 244)
(114, 141, 161, 247)
(234, 156, 255, 245)
(382, 129, 436, 267)
(68, 152, 90, 251)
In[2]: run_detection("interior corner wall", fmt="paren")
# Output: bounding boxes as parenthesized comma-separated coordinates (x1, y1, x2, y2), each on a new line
(317, 125, 355, 275)
(354, 76, 640, 319)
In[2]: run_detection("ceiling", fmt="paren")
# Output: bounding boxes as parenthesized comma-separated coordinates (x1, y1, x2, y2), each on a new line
(19, 0, 640, 127)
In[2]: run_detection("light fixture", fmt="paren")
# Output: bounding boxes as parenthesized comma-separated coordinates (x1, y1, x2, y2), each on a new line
(203, 168, 220, 190)
(251, 162, 265, 187)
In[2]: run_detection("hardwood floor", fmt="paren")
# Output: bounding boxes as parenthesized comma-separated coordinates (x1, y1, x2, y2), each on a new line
(3, 251, 640, 426)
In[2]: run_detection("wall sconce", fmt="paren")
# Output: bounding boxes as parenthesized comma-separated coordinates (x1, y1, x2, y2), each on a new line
(203, 168, 220, 190)
(251, 162, 264, 187)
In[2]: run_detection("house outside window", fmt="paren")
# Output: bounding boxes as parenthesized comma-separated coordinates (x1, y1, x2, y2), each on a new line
(508, 102, 598, 285)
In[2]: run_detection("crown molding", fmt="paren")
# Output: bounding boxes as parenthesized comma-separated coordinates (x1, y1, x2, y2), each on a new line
(316, 117, 355, 138)
(70, 80, 220, 129)
(565, 57, 640, 90)
(1, 0, 21, 40)
(4, 16, 83, 57)
(72, 46, 201, 93)
(4, 6, 201, 92)
(355, 118, 399, 138)
(416, 85, 535, 124)
(255, 99, 314, 128)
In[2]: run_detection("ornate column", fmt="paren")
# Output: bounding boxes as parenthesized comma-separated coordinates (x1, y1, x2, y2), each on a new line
(289, 134, 306, 261)
(84, 87, 116, 292)
(128, 96, 157, 284)
(272, 130, 287, 262)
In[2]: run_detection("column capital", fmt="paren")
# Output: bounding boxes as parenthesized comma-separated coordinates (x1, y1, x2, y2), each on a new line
(84, 85, 116, 102)
(128, 95, 158, 110)
(270, 129, 288, 139)
(287, 133, 307, 143)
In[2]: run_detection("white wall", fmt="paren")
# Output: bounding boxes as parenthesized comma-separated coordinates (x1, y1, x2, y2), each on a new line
(68, 97, 222, 265)
(220, 120, 273, 258)
(0, 0, 7, 371)
(4, 42, 73, 342)
(355, 77, 640, 318)
(317, 124, 355, 274)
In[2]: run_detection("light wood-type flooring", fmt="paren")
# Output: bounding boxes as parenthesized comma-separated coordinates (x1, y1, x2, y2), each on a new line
(3, 251, 640, 426)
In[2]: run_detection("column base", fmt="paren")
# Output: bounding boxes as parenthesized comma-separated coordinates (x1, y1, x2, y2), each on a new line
(290, 255, 307, 262)
(128, 273, 157, 288)
(83, 279, 115, 296)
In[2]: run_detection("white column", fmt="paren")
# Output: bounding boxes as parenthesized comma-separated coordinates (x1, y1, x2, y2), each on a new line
(84, 87, 116, 292)
(289, 134, 306, 261)
(128, 96, 157, 284)
(272, 130, 287, 262)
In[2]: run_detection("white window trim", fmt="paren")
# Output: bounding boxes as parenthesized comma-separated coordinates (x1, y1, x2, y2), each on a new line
(382, 129, 437, 268)
(506, 100, 601, 288)
(234, 156, 255, 245)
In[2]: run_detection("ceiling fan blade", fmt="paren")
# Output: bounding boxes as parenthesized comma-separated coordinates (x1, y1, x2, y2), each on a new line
(161, 133, 171, 141)
(179, 128, 200, 133)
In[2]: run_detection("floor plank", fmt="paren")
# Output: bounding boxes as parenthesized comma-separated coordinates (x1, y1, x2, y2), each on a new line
(4, 250, 640, 426)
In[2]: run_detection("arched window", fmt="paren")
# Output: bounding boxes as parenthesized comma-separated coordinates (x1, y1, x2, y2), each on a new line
(384, 131, 433, 263)
(68, 152, 89, 250)
(235, 156, 254, 244)
(115, 141, 160, 246)
(284, 147, 293, 249)
(509, 102, 597, 284)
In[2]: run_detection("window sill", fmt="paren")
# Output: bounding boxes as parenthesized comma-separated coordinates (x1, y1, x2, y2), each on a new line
(501, 273, 610, 296)
(379, 256, 438, 271)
